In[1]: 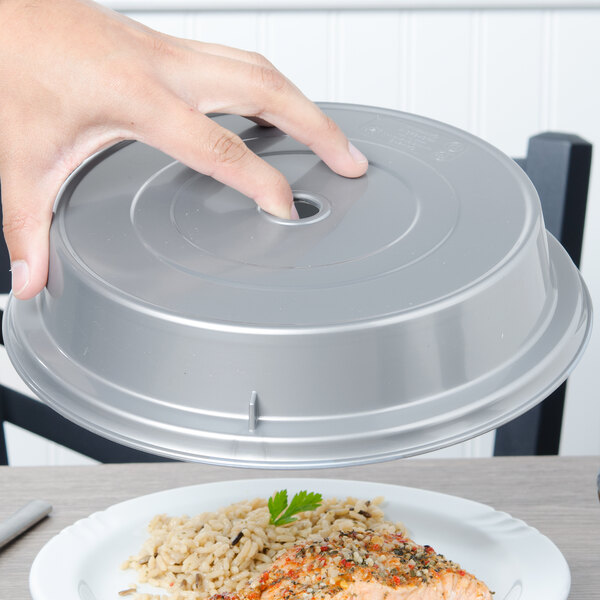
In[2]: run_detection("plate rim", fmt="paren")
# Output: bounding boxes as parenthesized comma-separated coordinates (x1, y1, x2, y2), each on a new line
(29, 477, 570, 600)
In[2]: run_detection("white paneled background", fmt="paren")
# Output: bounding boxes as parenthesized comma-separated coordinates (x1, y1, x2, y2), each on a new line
(5, 1, 600, 464)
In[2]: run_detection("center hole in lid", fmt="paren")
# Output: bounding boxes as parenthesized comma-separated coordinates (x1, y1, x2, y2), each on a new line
(293, 193, 321, 219)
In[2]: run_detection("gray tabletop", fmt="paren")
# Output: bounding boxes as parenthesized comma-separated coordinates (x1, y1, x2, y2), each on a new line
(1, 456, 598, 599)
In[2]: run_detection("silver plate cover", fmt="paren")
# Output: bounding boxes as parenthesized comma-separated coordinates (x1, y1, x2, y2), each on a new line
(3, 104, 592, 467)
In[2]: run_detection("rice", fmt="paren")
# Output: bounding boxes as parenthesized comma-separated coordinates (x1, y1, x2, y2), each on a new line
(121, 494, 406, 600)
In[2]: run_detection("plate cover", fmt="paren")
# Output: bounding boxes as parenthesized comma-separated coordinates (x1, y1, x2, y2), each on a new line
(29, 479, 570, 600)
(3, 104, 592, 467)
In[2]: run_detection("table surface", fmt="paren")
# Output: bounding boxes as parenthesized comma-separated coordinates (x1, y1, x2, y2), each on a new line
(0, 456, 598, 599)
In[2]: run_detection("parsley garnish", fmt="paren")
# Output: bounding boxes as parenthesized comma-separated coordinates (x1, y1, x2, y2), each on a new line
(268, 489, 322, 526)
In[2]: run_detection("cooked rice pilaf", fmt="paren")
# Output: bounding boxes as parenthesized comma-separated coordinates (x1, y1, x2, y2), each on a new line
(121, 495, 407, 599)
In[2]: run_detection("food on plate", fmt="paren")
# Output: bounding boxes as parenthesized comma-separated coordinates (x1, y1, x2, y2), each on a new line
(211, 530, 492, 600)
(122, 492, 404, 599)
(122, 491, 491, 600)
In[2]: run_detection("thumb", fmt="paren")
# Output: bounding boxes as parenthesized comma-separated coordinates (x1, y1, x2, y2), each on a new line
(1, 177, 54, 300)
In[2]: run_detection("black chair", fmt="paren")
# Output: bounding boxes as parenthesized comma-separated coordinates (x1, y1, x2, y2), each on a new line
(0, 132, 592, 464)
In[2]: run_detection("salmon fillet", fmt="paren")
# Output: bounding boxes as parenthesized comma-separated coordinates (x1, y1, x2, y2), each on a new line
(210, 530, 492, 600)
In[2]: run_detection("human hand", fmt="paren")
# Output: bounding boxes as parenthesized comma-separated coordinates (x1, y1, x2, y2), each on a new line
(0, 0, 368, 300)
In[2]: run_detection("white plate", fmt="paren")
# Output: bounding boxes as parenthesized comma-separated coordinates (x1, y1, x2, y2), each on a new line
(30, 479, 570, 600)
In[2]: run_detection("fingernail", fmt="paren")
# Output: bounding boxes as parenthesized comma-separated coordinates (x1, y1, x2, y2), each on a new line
(11, 260, 29, 297)
(290, 203, 300, 220)
(348, 141, 368, 164)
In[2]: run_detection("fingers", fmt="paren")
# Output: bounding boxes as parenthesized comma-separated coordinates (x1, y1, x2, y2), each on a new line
(159, 47, 368, 178)
(171, 42, 276, 126)
(142, 97, 295, 219)
(167, 37, 277, 71)
(1, 175, 55, 300)
(246, 82, 369, 178)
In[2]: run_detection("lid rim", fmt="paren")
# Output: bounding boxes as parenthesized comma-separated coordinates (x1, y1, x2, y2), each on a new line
(4, 236, 591, 468)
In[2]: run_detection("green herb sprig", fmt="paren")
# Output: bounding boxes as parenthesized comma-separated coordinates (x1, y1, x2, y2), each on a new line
(268, 489, 322, 526)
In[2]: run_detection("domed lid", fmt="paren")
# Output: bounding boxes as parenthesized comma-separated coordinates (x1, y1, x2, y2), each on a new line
(3, 104, 592, 467)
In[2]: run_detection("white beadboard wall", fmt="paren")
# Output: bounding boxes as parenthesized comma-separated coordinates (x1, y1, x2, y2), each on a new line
(6, 2, 600, 465)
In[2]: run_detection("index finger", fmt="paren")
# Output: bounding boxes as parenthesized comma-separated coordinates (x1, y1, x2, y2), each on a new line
(164, 47, 369, 178)
(233, 63, 369, 177)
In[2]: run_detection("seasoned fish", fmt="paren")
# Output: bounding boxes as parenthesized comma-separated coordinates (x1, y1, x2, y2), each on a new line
(211, 530, 492, 600)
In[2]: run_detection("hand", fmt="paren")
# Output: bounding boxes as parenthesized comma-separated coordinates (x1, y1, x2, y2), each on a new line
(0, 0, 368, 300)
